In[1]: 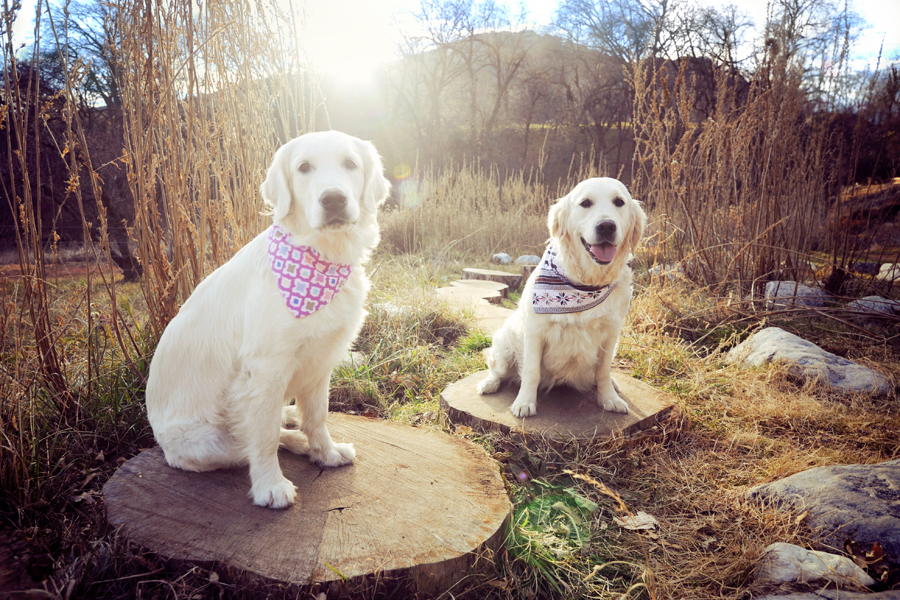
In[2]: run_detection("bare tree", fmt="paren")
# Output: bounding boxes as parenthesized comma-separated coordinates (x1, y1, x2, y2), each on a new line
(43, 0, 122, 109)
(391, 0, 534, 160)
(554, 0, 683, 62)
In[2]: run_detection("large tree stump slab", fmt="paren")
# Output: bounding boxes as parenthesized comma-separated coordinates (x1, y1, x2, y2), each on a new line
(103, 414, 510, 593)
(462, 268, 522, 290)
(441, 369, 675, 440)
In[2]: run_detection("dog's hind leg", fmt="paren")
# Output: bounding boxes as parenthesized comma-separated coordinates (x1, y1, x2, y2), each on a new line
(279, 428, 310, 455)
(279, 401, 310, 455)
(297, 372, 355, 468)
(477, 346, 509, 394)
(155, 421, 241, 472)
(477, 326, 516, 395)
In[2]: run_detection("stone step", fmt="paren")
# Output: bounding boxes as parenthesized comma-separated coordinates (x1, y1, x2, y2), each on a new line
(462, 268, 521, 290)
(449, 278, 509, 299)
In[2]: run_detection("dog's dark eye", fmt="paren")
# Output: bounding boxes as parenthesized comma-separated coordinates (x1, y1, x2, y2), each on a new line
(613, 197, 625, 207)
(344, 158, 358, 170)
(298, 161, 311, 174)
(579, 198, 593, 208)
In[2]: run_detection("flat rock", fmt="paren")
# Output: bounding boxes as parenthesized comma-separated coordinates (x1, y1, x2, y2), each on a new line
(747, 459, 900, 569)
(440, 369, 675, 440)
(765, 281, 832, 310)
(462, 267, 521, 290)
(449, 278, 509, 299)
(103, 414, 511, 593)
(878, 264, 900, 282)
(727, 327, 890, 396)
(852, 262, 880, 276)
(491, 253, 512, 265)
(847, 295, 900, 318)
(756, 542, 874, 587)
(515, 255, 541, 265)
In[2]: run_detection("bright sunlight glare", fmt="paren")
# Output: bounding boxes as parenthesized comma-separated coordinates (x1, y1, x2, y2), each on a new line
(300, 0, 415, 83)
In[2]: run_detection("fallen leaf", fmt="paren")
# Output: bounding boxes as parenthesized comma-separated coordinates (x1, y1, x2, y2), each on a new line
(455, 425, 473, 435)
(613, 511, 659, 531)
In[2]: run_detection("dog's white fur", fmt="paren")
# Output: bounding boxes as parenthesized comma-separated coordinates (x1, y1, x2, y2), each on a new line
(145, 131, 389, 508)
(477, 177, 646, 418)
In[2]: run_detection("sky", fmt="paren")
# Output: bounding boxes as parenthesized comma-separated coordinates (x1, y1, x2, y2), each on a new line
(296, 0, 900, 81)
(10, 0, 900, 81)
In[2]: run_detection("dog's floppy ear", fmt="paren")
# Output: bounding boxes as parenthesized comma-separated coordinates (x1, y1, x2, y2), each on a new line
(629, 197, 648, 252)
(260, 142, 294, 221)
(358, 138, 390, 212)
(548, 195, 570, 239)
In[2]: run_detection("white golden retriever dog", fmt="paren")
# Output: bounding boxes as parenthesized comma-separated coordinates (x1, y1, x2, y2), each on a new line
(477, 177, 646, 418)
(146, 131, 389, 508)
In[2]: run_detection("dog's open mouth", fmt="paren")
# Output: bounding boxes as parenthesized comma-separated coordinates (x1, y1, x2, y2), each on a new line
(581, 237, 617, 264)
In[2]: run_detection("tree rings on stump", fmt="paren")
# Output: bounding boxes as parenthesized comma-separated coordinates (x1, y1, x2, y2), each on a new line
(103, 414, 511, 593)
(441, 369, 676, 440)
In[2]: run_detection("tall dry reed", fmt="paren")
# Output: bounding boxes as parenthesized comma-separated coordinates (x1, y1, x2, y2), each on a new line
(0, 0, 314, 508)
(630, 52, 841, 296)
(380, 152, 612, 259)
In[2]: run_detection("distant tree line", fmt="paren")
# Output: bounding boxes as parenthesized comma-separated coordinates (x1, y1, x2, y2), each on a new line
(2, 0, 898, 256)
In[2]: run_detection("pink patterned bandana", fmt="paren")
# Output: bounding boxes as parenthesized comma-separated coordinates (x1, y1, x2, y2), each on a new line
(267, 224, 352, 318)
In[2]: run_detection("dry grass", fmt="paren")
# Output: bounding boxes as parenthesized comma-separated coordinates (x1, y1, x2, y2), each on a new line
(630, 53, 841, 296)
(1, 1, 898, 598)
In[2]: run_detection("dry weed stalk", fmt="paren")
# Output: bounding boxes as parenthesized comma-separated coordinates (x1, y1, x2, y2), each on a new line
(631, 50, 840, 296)
(117, 0, 315, 336)
(0, 0, 314, 508)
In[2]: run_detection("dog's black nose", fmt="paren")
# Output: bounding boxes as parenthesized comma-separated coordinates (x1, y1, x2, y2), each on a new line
(321, 192, 347, 212)
(596, 220, 617, 238)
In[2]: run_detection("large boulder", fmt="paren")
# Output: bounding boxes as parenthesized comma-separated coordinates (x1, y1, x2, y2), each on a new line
(727, 327, 891, 396)
(748, 460, 900, 570)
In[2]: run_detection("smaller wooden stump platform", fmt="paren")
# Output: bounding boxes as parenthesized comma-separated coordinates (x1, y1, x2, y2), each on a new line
(462, 268, 522, 290)
(103, 414, 511, 593)
(441, 369, 675, 439)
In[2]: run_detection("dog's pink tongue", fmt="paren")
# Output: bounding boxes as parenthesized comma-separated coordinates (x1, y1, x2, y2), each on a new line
(591, 243, 617, 263)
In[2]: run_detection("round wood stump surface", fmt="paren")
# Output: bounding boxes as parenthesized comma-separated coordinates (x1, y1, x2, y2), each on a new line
(441, 369, 675, 439)
(103, 414, 511, 593)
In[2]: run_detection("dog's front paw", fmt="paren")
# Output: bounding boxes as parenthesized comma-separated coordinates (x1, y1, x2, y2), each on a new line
(251, 476, 297, 509)
(599, 392, 629, 414)
(510, 396, 537, 418)
(477, 375, 500, 395)
(313, 442, 356, 468)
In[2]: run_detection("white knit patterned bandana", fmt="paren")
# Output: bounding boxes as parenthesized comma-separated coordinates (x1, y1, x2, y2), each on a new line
(267, 225, 351, 318)
(532, 243, 617, 314)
